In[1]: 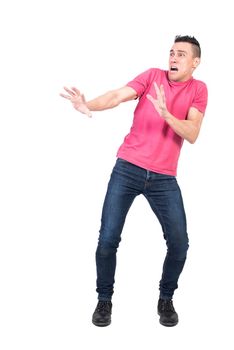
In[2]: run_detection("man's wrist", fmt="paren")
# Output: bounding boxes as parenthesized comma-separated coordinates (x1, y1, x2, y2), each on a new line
(164, 111, 173, 122)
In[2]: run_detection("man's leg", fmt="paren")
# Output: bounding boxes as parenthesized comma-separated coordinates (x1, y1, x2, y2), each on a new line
(93, 159, 141, 326)
(144, 172, 189, 326)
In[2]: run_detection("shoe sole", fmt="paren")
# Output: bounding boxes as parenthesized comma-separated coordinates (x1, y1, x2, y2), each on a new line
(159, 319, 178, 327)
(92, 320, 111, 327)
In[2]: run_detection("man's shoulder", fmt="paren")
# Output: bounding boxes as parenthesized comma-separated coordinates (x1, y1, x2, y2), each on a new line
(147, 67, 165, 75)
(140, 67, 166, 81)
(192, 77, 207, 89)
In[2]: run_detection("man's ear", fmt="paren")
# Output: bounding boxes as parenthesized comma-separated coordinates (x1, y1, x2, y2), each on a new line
(193, 57, 200, 68)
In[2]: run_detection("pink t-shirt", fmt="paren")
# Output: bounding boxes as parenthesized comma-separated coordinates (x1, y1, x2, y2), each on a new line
(117, 68, 208, 176)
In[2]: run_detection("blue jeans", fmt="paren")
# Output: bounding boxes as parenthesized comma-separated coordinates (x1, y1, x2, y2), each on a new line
(96, 159, 189, 301)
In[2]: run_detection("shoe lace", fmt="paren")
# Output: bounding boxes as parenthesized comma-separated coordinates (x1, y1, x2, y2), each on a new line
(97, 301, 111, 313)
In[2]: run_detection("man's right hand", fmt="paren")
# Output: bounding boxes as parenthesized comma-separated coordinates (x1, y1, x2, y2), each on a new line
(60, 87, 92, 117)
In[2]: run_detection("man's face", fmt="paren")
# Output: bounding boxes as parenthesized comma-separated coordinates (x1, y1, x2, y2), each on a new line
(168, 42, 200, 82)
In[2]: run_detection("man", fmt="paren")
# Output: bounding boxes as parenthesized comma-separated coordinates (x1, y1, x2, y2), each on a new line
(60, 35, 208, 327)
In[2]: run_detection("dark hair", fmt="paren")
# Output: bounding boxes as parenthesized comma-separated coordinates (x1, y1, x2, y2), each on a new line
(174, 35, 201, 58)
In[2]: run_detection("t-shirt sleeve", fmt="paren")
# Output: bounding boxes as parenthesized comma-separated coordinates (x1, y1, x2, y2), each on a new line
(126, 68, 153, 98)
(191, 82, 208, 114)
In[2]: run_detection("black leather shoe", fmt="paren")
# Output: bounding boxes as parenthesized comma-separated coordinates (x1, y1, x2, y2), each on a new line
(157, 298, 178, 327)
(92, 301, 112, 327)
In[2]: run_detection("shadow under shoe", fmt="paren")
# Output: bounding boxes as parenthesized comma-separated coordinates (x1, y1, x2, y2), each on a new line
(157, 298, 178, 327)
(92, 301, 112, 327)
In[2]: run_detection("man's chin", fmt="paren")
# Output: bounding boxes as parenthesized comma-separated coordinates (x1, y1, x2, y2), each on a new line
(168, 71, 179, 81)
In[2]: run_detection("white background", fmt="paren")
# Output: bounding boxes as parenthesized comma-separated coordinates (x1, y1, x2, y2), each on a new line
(0, 0, 233, 349)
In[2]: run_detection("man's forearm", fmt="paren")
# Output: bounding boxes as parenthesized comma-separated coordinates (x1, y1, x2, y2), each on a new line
(87, 90, 121, 111)
(164, 113, 200, 144)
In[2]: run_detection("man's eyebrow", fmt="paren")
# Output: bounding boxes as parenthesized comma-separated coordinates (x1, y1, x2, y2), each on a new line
(170, 49, 187, 54)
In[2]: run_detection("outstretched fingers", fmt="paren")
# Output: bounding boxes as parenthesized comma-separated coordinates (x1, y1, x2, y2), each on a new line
(71, 87, 81, 95)
(146, 93, 155, 104)
(64, 86, 77, 95)
(60, 86, 79, 98)
(60, 92, 71, 99)
(153, 82, 163, 104)
(159, 84, 166, 105)
(153, 82, 160, 96)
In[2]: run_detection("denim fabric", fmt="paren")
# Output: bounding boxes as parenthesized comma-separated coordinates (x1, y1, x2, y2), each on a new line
(96, 158, 189, 301)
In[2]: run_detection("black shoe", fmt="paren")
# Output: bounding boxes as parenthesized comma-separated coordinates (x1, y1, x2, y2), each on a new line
(92, 301, 112, 327)
(157, 298, 178, 327)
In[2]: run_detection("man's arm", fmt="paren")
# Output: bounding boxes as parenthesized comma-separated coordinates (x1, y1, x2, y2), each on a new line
(164, 107, 204, 144)
(147, 82, 204, 144)
(60, 86, 137, 117)
(87, 86, 137, 111)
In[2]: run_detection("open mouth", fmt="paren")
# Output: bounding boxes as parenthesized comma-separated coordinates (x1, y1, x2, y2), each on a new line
(170, 66, 178, 71)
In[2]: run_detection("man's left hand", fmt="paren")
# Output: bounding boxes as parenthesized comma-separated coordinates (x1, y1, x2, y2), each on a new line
(147, 82, 169, 119)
